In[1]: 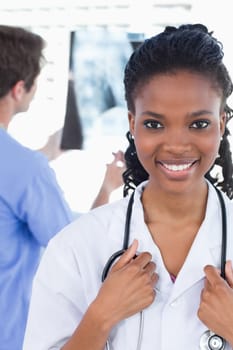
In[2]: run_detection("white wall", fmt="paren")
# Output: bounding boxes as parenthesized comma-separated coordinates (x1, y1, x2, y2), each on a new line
(5, 1, 232, 212)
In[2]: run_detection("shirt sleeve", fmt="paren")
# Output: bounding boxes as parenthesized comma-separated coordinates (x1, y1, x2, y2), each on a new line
(17, 161, 74, 246)
(23, 236, 86, 349)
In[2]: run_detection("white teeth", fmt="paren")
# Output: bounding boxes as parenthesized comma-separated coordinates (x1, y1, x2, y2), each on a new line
(163, 163, 192, 171)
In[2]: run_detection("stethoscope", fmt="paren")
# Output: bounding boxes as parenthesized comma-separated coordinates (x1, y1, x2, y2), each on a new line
(101, 185, 228, 350)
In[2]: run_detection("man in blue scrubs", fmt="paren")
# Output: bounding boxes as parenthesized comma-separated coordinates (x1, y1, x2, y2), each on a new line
(0, 25, 126, 350)
(0, 25, 74, 350)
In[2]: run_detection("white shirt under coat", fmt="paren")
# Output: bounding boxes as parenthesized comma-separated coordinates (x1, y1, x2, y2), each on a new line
(23, 181, 233, 350)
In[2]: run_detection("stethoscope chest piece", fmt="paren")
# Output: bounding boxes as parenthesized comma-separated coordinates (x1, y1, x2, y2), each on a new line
(200, 330, 226, 350)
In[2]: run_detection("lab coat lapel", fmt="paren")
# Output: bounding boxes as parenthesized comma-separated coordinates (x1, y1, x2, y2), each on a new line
(168, 184, 223, 303)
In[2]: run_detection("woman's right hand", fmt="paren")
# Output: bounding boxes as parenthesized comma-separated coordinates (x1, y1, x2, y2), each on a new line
(62, 240, 158, 350)
(93, 239, 158, 330)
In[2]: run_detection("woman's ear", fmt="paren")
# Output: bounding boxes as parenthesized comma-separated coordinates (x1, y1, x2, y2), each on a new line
(128, 111, 135, 136)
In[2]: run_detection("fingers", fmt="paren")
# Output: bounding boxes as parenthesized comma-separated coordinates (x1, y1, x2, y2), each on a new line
(204, 265, 222, 286)
(204, 262, 233, 289)
(134, 250, 153, 269)
(111, 239, 138, 271)
(225, 260, 233, 288)
(199, 262, 233, 336)
(143, 261, 158, 288)
(110, 240, 158, 287)
(111, 150, 125, 168)
(112, 150, 124, 160)
(122, 246, 158, 287)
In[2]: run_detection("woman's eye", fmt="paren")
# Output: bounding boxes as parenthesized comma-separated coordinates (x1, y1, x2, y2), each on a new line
(144, 120, 163, 129)
(190, 120, 210, 129)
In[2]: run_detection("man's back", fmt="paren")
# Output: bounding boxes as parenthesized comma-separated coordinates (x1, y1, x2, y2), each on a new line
(0, 128, 73, 349)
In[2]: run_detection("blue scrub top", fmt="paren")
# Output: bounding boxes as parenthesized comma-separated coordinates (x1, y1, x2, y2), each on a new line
(0, 129, 73, 350)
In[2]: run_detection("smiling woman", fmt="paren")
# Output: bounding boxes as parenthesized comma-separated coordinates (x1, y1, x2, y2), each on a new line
(23, 24, 233, 350)
(123, 25, 233, 199)
(127, 71, 225, 194)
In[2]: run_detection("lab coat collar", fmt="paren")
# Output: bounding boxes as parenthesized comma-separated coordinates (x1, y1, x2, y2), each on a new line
(132, 181, 223, 302)
(168, 182, 223, 302)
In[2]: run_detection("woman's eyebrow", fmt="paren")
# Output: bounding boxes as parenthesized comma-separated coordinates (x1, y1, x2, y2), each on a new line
(189, 109, 213, 117)
(140, 111, 164, 118)
(140, 109, 214, 119)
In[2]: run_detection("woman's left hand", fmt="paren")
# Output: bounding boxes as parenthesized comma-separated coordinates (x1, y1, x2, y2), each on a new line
(198, 260, 233, 345)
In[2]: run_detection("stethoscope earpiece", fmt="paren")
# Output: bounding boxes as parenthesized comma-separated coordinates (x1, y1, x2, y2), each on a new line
(200, 330, 226, 350)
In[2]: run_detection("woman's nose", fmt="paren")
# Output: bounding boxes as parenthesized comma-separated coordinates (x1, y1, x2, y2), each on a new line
(163, 129, 192, 154)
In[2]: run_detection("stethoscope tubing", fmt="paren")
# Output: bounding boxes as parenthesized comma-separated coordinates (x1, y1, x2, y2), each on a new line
(105, 311, 144, 350)
(102, 185, 227, 350)
(215, 187, 227, 279)
(101, 191, 135, 282)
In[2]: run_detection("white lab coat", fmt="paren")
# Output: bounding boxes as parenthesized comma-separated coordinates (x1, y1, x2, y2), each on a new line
(23, 181, 233, 350)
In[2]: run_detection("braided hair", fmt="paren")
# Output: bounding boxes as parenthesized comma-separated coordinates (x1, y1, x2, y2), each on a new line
(123, 24, 233, 199)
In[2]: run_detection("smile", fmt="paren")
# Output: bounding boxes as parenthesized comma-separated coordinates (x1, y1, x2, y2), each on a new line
(158, 159, 197, 174)
(162, 163, 193, 172)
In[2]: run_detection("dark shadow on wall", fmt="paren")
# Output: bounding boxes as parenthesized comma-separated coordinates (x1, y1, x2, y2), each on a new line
(60, 77, 83, 150)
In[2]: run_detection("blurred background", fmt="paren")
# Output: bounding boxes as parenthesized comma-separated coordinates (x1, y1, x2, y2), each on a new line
(2, 0, 233, 212)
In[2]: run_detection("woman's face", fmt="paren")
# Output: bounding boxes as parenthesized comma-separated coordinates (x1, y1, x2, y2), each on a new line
(128, 70, 226, 194)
